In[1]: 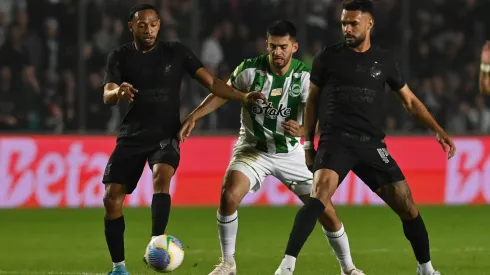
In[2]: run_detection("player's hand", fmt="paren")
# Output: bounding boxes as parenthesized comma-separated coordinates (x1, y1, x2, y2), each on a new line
(305, 149, 316, 172)
(481, 41, 490, 64)
(117, 82, 138, 103)
(179, 116, 196, 142)
(243, 91, 268, 105)
(282, 120, 304, 137)
(436, 132, 456, 159)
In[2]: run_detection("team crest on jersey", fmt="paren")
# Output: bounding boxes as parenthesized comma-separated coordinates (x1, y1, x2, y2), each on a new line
(288, 84, 301, 97)
(370, 61, 383, 79)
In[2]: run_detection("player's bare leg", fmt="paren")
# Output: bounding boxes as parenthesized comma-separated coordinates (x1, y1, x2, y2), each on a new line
(301, 194, 363, 274)
(376, 181, 440, 275)
(275, 172, 365, 275)
(275, 169, 339, 275)
(151, 163, 175, 238)
(209, 170, 250, 275)
(141, 164, 175, 266)
(104, 183, 129, 275)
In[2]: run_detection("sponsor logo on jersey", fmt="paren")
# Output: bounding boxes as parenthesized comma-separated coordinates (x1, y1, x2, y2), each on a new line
(252, 102, 291, 119)
(271, 88, 282, 96)
(288, 84, 301, 97)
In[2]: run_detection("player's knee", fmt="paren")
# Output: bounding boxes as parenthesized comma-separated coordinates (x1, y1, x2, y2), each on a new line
(152, 164, 174, 193)
(103, 186, 124, 211)
(312, 170, 339, 204)
(383, 181, 419, 220)
(220, 186, 242, 212)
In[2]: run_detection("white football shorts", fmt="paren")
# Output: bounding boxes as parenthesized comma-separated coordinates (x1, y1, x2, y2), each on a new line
(226, 144, 313, 196)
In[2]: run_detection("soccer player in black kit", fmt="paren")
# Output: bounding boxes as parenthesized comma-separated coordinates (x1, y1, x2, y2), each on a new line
(101, 4, 265, 275)
(275, 1, 456, 275)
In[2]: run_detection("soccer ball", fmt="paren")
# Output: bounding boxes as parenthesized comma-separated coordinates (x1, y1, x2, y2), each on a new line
(144, 234, 185, 273)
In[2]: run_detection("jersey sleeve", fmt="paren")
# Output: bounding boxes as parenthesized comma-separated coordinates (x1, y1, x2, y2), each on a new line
(301, 73, 311, 103)
(229, 62, 250, 91)
(386, 59, 406, 91)
(310, 51, 327, 90)
(177, 42, 204, 78)
(103, 50, 122, 85)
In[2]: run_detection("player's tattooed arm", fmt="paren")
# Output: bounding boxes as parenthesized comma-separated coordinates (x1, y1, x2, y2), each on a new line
(480, 41, 490, 95)
(304, 83, 321, 143)
(397, 85, 456, 158)
(194, 68, 266, 104)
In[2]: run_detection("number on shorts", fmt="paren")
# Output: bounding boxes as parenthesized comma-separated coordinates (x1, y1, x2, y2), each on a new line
(377, 148, 390, 164)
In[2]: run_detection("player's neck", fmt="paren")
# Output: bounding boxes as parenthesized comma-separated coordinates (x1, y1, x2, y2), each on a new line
(133, 41, 157, 53)
(350, 39, 371, 53)
(268, 56, 291, 76)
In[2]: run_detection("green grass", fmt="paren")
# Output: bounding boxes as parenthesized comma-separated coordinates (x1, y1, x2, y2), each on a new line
(0, 206, 489, 275)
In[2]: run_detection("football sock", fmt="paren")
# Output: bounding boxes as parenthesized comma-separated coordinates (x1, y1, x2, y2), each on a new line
(113, 261, 125, 268)
(105, 216, 125, 263)
(152, 193, 171, 237)
(402, 213, 433, 269)
(418, 261, 436, 274)
(285, 197, 325, 258)
(323, 224, 355, 272)
(217, 210, 238, 263)
(279, 255, 296, 270)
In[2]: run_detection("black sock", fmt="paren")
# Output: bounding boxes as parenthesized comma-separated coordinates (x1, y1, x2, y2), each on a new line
(402, 213, 431, 264)
(152, 193, 171, 236)
(105, 216, 125, 263)
(285, 197, 325, 258)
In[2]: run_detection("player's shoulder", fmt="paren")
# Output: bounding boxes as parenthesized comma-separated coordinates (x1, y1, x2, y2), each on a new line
(370, 45, 398, 63)
(321, 42, 347, 55)
(240, 55, 268, 70)
(313, 42, 346, 62)
(233, 55, 268, 77)
(109, 42, 134, 56)
(291, 58, 311, 73)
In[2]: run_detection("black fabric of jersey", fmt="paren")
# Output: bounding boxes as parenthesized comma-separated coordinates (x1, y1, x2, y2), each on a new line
(311, 42, 406, 147)
(103, 41, 203, 145)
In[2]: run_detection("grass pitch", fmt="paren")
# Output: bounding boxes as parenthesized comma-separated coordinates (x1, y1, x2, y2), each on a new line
(0, 206, 488, 275)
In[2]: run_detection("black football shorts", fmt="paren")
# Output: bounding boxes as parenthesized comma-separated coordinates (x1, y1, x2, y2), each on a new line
(313, 141, 405, 191)
(102, 138, 180, 194)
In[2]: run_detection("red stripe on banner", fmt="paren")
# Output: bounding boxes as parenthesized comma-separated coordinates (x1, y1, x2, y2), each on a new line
(0, 135, 489, 208)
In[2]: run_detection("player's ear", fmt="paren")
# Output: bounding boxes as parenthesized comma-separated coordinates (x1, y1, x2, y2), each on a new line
(292, 41, 299, 54)
(367, 18, 374, 31)
(128, 22, 133, 32)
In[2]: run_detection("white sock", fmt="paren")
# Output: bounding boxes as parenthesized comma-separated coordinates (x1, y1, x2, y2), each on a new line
(418, 261, 435, 274)
(280, 255, 296, 270)
(113, 261, 125, 268)
(217, 211, 238, 263)
(151, 236, 158, 240)
(323, 224, 355, 272)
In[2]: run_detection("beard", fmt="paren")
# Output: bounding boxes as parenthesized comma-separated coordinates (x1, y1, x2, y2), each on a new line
(344, 34, 365, 48)
(271, 55, 291, 69)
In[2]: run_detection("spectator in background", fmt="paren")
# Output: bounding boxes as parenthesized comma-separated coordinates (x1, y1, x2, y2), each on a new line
(0, 66, 19, 130)
(0, 23, 41, 129)
(468, 95, 490, 133)
(0, 12, 6, 46)
(201, 24, 223, 75)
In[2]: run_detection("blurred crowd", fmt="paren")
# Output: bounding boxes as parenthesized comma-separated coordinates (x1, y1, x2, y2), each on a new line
(0, 0, 489, 135)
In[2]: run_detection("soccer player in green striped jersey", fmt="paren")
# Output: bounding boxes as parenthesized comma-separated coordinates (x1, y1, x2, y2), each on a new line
(179, 21, 363, 275)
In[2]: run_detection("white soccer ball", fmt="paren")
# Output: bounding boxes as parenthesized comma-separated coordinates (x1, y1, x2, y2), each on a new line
(144, 234, 185, 273)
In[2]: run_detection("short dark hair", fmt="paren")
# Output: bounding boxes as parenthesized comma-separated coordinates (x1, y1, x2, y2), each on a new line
(266, 20, 297, 39)
(128, 4, 159, 21)
(342, 0, 374, 16)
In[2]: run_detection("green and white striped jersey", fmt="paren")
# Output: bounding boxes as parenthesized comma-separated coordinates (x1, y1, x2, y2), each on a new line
(229, 55, 311, 154)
